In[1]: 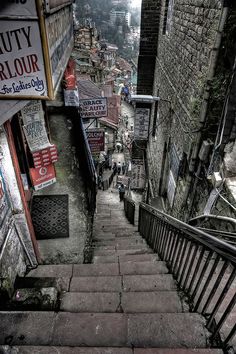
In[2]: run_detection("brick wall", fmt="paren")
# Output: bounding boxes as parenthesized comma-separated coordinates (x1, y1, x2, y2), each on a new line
(139, 0, 224, 218)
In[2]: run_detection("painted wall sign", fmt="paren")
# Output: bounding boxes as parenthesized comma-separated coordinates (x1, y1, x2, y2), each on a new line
(30, 164, 56, 190)
(45, 6, 74, 92)
(131, 159, 145, 189)
(86, 129, 105, 158)
(0, 20, 48, 98)
(21, 100, 50, 152)
(80, 98, 108, 119)
(134, 108, 150, 140)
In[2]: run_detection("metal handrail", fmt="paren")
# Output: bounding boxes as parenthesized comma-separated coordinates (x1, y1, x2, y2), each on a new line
(124, 196, 135, 225)
(139, 202, 236, 348)
(190, 214, 236, 227)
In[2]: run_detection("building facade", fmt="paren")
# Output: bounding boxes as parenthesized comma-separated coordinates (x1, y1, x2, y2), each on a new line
(137, 0, 236, 224)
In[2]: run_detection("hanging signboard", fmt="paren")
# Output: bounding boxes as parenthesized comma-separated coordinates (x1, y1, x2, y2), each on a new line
(134, 108, 150, 140)
(0, 0, 74, 100)
(45, 0, 73, 13)
(21, 101, 51, 152)
(86, 129, 105, 158)
(131, 159, 145, 189)
(30, 164, 56, 191)
(80, 98, 108, 119)
(45, 6, 74, 92)
(0, 20, 48, 98)
(64, 90, 79, 107)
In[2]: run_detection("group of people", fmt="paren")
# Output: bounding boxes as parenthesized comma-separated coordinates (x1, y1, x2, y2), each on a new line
(112, 161, 126, 175)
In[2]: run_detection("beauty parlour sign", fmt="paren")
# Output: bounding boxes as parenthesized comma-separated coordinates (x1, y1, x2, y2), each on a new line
(0, 0, 73, 100)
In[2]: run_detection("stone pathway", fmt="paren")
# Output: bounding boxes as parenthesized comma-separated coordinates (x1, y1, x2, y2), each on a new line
(0, 187, 224, 353)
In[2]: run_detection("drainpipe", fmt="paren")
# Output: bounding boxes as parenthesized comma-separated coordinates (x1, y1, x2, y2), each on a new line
(182, 3, 229, 219)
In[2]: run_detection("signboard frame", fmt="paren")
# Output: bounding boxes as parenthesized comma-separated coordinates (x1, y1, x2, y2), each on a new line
(86, 128, 105, 159)
(134, 108, 150, 140)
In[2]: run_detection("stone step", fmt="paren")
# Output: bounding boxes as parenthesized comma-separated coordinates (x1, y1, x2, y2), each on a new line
(0, 347, 223, 354)
(60, 291, 183, 313)
(0, 312, 209, 348)
(93, 249, 153, 257)
(92, 244, 150, 251)
(70, 274, 176, 292)
(92, 237, 146, 245)
(120, 261, 168, 275)
(27, 265, 73, 278)
(93, 254, 160, 264)
(73, 263, 119, 276)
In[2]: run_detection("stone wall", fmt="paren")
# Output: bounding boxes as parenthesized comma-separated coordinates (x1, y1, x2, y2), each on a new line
(145, 0, 224, 218)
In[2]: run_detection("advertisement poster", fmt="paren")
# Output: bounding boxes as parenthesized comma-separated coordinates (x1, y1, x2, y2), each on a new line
(64, 90, 79, 107)
(0, 20, 48, 98)
(134, 108, 150, 140)
(80, 98, 108, 119)
(21, 101, 51, 152)
(131, 159, 145, 189)
(30, 164, 56, 191)
(86, 129, 105, 158)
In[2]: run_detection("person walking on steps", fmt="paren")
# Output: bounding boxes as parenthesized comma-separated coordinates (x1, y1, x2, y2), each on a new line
(117, 161, 121, 175)
(118, 183, 125, 201)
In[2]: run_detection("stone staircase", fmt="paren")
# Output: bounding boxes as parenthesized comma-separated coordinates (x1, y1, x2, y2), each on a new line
(0, 189, 224, 353)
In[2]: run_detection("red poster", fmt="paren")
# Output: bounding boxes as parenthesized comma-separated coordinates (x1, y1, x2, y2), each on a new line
(30, 164, 56, 191)
(86, 129, 105, 157)
(32, 145, 58, 168)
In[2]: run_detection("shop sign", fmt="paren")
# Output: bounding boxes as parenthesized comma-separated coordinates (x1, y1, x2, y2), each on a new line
(0, 1, 74, 99)
(131, 159, 145, 189)
(30, 164, 56, 191)
(21, 101, 50, 152)
(45, 6, 74, 92)
(80, 98, 108, 119)
(0, 20, 48, 98)
(64, 90, 79, 107)
(45, 0, 73, 13)
(32, 145, 58, 168)
(134, 108, 150, 140)
(0, 1, 37, 17)
(86, 129, 105, 158)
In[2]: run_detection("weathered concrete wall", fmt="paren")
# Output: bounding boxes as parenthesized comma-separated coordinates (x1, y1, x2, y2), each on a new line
(35, 113, 91, 264)
(145, 0, 224, 218)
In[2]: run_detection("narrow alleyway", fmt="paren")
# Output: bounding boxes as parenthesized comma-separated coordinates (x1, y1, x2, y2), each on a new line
(0, 184, 223, 353)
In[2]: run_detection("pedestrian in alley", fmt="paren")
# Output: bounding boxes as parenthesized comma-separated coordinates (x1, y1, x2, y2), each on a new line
(122, 162, 126, 175)
(118, 183, 125, 201)
(112, 161, 117, 175)
(117, 161, 121, 175)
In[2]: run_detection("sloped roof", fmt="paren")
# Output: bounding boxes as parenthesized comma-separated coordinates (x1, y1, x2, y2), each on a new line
(77, 79, 101, 99)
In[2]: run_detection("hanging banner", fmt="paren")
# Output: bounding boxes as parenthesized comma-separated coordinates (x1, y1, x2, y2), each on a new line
(30, 164, 56, 191)
(21, 100, 51, 152)
(131, 159, 145, 189)
(134, 108, 150, 140)
(80, 98, 108, 119)
(86, 129, 105, 158)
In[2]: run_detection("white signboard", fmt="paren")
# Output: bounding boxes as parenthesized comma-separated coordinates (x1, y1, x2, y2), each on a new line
(134, 108, 150, 140)
(80, 98, 108, 119)
(0, 2, 37, 17)
(167, 170, 176, 207)
(0, 20, 48, 98)
(131, 159, 145, 189)
(21, 101, 51, 152)
(64, 89, 79, 107)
